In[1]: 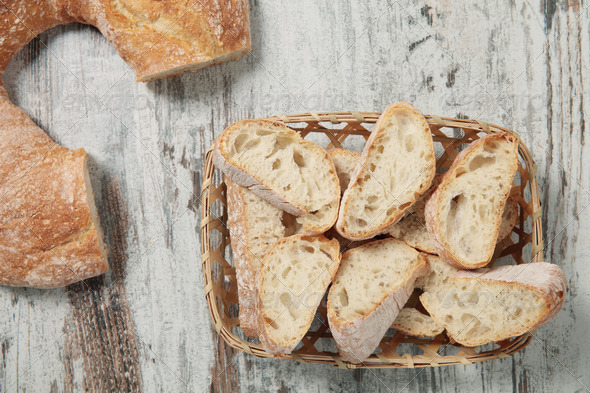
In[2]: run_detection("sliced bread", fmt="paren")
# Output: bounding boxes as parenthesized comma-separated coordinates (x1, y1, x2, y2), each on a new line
(424, 132, 519, 268)
(226, 178, 299, 337)
(497, 197, 519, 242)
(214, 119, 340, 233)
(327, 238, 429, 363)
(392, 308, 444, 338)
(389, 186, 519, 255)
(415, 254, 459, 292)
(387, 175, 441, 254)
(257, 234, 341, 356)
(420, 262, 566, 347)
(336, 102, 436, 240)
(328, 148, 361, 194)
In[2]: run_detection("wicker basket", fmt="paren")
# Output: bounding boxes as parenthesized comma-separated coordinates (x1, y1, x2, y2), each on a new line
(200, 112, 543, 369)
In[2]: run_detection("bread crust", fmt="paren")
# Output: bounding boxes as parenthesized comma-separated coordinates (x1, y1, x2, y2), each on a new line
(256, 234, 341, 357)
(327, 238, 429, 363)
(225, 179, 264, 337)
(336, 102, 435, 241)
(0, 0, 250, 287)
(421, 262, 566, 347)
(424, 132, 519, 269)
(214, 119, 341, 226)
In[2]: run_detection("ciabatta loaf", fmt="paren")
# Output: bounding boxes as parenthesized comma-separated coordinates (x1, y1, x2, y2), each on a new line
(392, 308, 444, 338)
(214, 120, 340, 233)
(257, 234, 341, 356)
(327, 238, 428, 363)
(420, 262, 566, 347)
(328, 148, 361, 194)
(425, 132, 519, 268)
(336, 102, 435, 240)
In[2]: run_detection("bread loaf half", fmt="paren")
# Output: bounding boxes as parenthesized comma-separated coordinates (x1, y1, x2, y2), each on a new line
(214, 120, 340, 233)
(420, 262, 566, 347)
(336, 102, 435, 240)
(392, 308, 444, 338)
(328, 148, 361, 194)
(327, 238, 428, 363)
(424, 132, 519, 268)
(257, 234, 341, 356)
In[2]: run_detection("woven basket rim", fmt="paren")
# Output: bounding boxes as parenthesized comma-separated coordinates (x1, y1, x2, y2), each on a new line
(200, 112, 543, 369)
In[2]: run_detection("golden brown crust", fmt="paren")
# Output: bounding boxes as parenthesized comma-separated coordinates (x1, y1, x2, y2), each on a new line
(0, 1, 250, 287)
(0, 99, 108, 287)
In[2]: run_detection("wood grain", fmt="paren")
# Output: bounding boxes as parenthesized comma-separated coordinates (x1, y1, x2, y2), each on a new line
(0, 0, 588, 392)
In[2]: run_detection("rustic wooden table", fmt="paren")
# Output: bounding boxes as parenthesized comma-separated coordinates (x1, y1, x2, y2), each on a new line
(1, 1, 589, 392)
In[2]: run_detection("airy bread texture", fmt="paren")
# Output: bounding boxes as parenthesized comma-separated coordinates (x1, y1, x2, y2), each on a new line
(420, 262, 566, 347)
(336, 102, 435, 240)
(327, 238, 428, 363)
(498, 197, 519, 242)
(214, 120, 341, 233)
(389, 183, 519, 255)
(257, 234, 341, 356)
(226, 179, 292, 337)
(415, 254, 459, 292)
(387, 175, 441, 254)
(392, 308, 444, 338)
(329, 149, 361, 194)
(0, 0, 250, 287)
(425, 132, 519, 269)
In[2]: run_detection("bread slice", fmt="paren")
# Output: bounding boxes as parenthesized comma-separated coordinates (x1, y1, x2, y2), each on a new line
(387, 175, 441, 253)
(498, 197, 519, 242)
(415, 254, 459, 292)
(327, 238, 429, 363)
(389, 183, 518, 255)
(213, 119, 340, 233)
(424, 132, 519, 268)
(328, 148, 361, 194)
(257, 234, 341, 356)
(420, 262, 566, 347)
(226, 178, 292, 337)
(336, 102, 435, 240)
(392, 308, 444, 338)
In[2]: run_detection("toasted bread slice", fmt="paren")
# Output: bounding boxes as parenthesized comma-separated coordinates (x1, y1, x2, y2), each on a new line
(214, 119, 340, 233)
(424, 132, 518, 268)
(392, 308, 444, 338)
(420, 262, 566, 347)
(328, 148, 361, 194)
(257, 234, 341, 356)
(336, 102, 435, 240)
(327, 238, 428, 363)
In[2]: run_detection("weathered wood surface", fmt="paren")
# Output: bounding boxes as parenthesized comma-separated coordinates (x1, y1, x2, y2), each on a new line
(1, 0, 589, 392)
